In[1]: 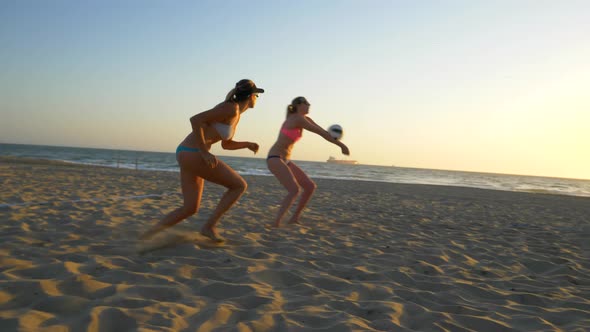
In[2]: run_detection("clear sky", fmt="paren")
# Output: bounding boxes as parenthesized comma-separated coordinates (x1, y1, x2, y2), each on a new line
(1, 1, 589, 179)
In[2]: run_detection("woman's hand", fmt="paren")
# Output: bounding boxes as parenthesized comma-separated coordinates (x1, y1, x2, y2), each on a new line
(201, 151, 218, 168)
(247, 142, 259, 154)
(340, 144, 350, 156)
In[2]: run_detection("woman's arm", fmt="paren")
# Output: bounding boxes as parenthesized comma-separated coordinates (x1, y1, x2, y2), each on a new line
(297, 116, 350, 155)
(190, 102, 238, 149)
(189, 102, 239, 166)
(221, 140, 259, 154)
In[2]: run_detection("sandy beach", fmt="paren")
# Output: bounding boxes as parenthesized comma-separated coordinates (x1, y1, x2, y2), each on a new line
(1, 156, 589, 332)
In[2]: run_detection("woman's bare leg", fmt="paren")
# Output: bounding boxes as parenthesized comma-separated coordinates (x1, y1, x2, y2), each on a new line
(140, 161, 204, 240)
(198, 159, 247, 241)
(267, 158, 300, 227)
(286, 162, 316, 225)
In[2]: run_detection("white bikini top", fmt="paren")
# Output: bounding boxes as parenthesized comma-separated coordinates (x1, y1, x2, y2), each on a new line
(212, 122, 235, 140)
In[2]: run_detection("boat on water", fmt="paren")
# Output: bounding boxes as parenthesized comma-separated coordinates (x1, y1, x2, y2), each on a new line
(327, 156, 358, 165)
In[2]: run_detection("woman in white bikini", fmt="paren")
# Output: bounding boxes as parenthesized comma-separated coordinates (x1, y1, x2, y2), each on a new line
(266, 96, 350, 228)
(141, 79, 264, 242)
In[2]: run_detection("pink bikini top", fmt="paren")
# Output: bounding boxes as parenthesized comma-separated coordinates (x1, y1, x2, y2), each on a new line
(280, 123, 303, 142)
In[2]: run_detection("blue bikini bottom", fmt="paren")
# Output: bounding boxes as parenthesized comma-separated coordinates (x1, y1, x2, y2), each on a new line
(176, 145, 201, 156)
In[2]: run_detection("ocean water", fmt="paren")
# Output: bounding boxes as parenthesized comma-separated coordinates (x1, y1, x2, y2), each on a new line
(2, 143, 590, 198)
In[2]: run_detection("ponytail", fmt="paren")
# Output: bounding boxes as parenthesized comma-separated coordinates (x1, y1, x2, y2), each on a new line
(285, 97, 309, 118)
(285, 104, 297, 118)
(225, 88, 237, 102)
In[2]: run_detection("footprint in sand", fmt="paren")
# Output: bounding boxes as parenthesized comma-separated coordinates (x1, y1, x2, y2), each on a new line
(136, 232, 225, 255)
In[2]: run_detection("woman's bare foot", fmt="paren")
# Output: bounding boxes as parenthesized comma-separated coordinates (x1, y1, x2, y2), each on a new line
(287, 218, 302, 225)
(200, 227, 225, 243)
(265, 222, 281, 229)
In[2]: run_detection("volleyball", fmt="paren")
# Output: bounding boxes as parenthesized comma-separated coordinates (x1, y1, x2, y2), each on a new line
(327, 124, 343, 140)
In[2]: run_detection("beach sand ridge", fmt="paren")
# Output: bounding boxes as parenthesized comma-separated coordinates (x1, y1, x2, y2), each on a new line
(1, 158, 589, 331)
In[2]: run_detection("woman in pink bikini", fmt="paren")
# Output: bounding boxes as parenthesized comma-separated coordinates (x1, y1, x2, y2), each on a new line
(266, 96, 350, 228)
(141, 79, 264, 242)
